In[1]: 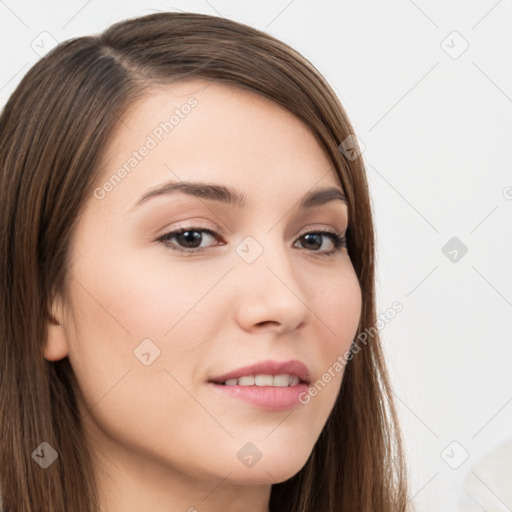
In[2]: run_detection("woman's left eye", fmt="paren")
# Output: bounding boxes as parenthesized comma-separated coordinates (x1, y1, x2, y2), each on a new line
(294, 231, 347, 254)
(157, 227, 347, 255)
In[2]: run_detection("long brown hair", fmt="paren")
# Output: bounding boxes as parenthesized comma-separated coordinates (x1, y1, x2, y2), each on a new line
(0, 12, 408, 511)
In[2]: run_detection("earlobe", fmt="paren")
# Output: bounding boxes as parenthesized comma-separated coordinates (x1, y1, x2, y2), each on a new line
(44, 298, 70, 361)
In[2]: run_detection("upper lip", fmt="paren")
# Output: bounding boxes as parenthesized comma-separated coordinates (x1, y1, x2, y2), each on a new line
(208, 359, 311, 384)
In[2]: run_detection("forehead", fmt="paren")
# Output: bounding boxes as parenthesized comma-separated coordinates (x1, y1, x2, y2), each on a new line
(94, 79, 342, 210)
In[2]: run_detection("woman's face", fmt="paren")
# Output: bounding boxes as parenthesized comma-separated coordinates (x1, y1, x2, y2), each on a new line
(47, 79, 362, 496)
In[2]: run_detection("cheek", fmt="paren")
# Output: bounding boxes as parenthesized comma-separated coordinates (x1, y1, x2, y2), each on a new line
(64, 245, 231, 413)
(63, 259, 213, 462)
(302, 263, 362, 407)
(311, 262, 362, 355)
(70, 231, 231, 340)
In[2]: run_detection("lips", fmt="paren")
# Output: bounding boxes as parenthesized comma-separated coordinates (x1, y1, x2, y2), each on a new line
(208, 359, 311, 385)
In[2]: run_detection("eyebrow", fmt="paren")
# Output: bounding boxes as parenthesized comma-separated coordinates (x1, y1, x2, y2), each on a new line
(129, 181, 348, 212)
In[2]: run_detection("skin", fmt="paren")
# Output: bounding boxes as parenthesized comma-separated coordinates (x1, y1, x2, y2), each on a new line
(45, 79, 362, 512)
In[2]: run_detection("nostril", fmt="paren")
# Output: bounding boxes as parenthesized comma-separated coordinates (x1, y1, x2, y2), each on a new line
(256, 320, 280, 328)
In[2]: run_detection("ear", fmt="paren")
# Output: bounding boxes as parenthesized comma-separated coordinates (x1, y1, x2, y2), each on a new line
(44, 294, 70, 361)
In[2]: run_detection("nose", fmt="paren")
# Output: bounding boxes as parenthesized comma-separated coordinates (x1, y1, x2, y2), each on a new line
(233, 235, 310, 334)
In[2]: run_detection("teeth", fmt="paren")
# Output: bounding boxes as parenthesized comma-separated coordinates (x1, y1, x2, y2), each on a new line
(272, 374, 290, 387)
(254, 374, 273, 386)
(289, 375, 300, 386)
(238, 375, 255, 386)
(221, 374, 301, 387)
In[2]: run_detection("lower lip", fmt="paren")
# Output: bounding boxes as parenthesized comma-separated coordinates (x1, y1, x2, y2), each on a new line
(209, 382, 310, 411)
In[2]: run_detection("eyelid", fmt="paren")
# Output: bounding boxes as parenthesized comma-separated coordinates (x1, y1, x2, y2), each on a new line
(157, 221, 344, 242)
(296, 223, 344, 236)
(156, 219, 226, 238)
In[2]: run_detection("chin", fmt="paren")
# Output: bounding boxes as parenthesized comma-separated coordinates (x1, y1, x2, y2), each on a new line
(224, 451, 310, 486)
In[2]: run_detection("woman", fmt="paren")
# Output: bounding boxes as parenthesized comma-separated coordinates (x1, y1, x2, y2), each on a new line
(0, 12, 408, 512)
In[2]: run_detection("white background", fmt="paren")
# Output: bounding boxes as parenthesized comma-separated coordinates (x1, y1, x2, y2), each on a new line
(1, 1, 511, 511)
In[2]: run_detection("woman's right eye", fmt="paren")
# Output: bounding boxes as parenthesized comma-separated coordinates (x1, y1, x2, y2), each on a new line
(157, 228, 223, 255)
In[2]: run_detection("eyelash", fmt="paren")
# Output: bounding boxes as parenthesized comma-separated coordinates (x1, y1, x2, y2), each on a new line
(157, 226, 347, 256)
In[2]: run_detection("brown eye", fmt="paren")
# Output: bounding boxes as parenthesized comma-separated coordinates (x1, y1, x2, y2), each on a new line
(295, 231, 347, 254)
(158, 228, 221, 254)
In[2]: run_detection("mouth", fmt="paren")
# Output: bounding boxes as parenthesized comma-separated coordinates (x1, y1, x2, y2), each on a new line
(207, 359, 311, 411)
(207, 359, 311, 387)
(210, 373, 307, 387)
